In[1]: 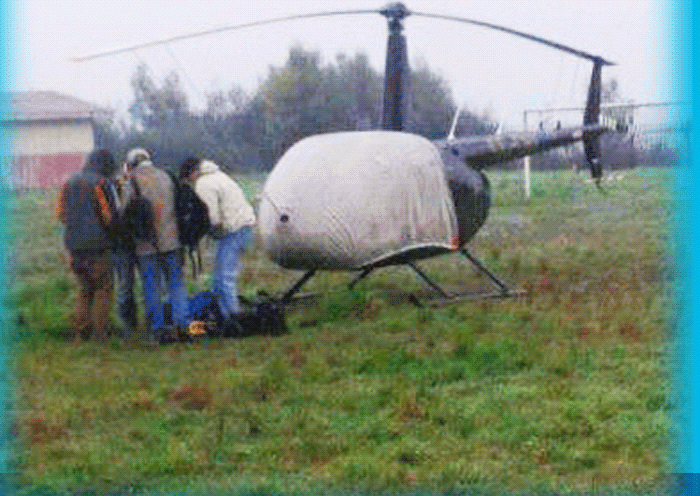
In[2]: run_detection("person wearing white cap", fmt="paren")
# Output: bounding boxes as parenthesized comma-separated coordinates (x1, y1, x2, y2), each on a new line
(179, 156, 255, 327)
(125, 148, 188, 344)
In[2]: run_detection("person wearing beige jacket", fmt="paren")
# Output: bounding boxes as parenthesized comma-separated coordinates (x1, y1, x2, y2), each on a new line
(179, 157, 256, 321)
(126, 149, 188, 343)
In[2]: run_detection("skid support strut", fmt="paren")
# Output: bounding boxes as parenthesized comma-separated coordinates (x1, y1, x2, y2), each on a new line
(281, 270, 316, 305)
(407, 262, 449, 298)
(460, 249, 514, 296)
(348, 266, 374, 290)
(351, 262, 450, 299)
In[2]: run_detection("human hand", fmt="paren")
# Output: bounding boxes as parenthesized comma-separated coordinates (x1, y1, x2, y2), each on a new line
(210, 224, 227, 239)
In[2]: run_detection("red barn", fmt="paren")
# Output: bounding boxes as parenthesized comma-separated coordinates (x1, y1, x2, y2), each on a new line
(3, 91, 103, 189)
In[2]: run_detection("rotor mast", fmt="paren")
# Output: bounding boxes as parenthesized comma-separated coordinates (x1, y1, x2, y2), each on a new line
(381, 3, 411, 131)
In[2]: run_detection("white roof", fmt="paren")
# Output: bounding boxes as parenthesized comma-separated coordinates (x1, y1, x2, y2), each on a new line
(3, 91, 102, 122)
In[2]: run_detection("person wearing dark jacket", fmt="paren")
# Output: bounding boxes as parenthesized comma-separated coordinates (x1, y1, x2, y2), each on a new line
(56, 149, 117, 343)
(104, 160, 138, 343)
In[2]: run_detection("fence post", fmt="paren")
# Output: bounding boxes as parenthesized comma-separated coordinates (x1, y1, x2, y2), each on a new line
(523, 110, 531, 199)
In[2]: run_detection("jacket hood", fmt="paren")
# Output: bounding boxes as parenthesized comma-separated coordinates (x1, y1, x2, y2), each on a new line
(126, 148, 150, 168)
(199, 160, 220, 176)
(84, 149, 116, 176)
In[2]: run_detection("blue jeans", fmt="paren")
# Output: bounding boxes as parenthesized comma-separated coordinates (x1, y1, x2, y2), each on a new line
(111, 248, 137, 335)
(214, 226, 252, 318)
(138, 249, 188, 340)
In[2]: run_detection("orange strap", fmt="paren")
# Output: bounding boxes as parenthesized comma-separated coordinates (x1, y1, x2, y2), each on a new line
(57, 180, 114, 227)
(93, 182, 113, 227)
(56, 184, 68, 223)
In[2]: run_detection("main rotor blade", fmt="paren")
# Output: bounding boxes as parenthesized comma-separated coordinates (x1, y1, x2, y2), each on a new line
(72, 9, 380, 62)
(411, 11, 615, 65)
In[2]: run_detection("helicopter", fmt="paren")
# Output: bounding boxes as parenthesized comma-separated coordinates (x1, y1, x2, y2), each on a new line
(257, 3, 613, 303)
(76, 3, 615, 303)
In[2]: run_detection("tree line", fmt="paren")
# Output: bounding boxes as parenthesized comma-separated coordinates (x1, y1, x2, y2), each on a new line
(96, 45, 664, 173)
(95, 45, 496, 172)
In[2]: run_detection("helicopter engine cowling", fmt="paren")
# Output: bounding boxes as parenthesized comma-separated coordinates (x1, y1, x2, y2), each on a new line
(443, 157, 491, 248)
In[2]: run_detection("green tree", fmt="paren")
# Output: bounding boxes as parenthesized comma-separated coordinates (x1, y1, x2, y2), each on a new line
(256, 45, 325, 159)
(408, 58, 496, 139)
(108, 46, 496, 172)
(201, 85, 264, 171)
(321, 53, 382, 131)
(129, 63, 189, 130)
(254, 45, 490, 163)
(406, 59, 454, 138)
(124, 63, 208, 168)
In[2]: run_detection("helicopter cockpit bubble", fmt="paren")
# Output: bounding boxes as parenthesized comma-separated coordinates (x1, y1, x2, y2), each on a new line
(259, 130, 458, 271)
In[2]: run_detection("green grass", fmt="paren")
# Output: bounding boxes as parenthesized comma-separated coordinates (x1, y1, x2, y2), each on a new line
(6, 167, 676, 495)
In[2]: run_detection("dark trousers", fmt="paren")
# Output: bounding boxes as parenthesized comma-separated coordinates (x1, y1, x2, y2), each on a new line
(111, 247, 137, 337)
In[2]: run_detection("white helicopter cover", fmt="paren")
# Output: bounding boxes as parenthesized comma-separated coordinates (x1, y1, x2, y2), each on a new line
(259, 130, 458, 270)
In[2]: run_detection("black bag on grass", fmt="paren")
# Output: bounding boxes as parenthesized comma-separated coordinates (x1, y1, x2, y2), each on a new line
(163, 292, 287, 341)
(219, 295, 288, 338)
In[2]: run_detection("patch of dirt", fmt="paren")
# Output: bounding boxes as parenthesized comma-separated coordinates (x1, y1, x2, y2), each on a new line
(170, 383, 211, 410)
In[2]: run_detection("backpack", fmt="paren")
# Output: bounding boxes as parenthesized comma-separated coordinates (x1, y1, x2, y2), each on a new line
(220, 294, 288, 338)
(99, 178, 133, 249)
(124, 177, 157, 249)
(109, 209, 135, 248)
(168, 171, 211, 274)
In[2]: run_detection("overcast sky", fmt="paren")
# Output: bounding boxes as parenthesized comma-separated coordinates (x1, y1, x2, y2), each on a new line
(12, 0, 675, 130)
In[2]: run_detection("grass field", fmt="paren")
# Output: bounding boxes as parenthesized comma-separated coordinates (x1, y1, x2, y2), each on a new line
(6, 167, 677, 495)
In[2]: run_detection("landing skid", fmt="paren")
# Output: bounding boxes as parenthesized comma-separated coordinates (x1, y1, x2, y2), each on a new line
(404, 250, 524, 304)
(278, 249, 525, 305)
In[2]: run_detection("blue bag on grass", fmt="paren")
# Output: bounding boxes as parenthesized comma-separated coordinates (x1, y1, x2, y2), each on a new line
(163, 291, 221, 327)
